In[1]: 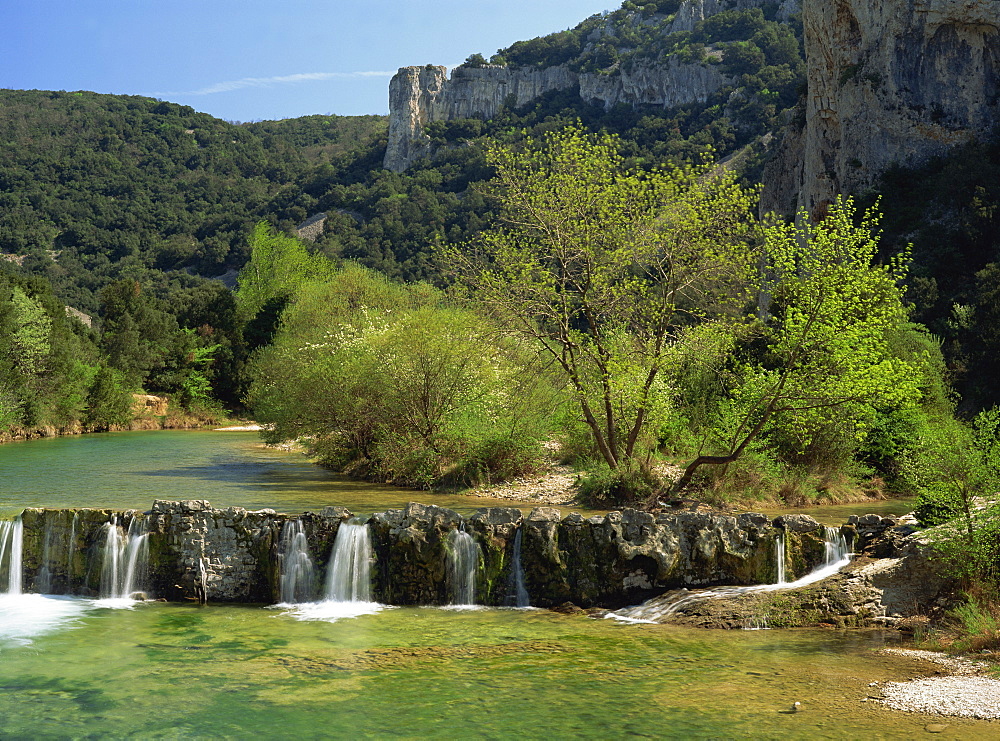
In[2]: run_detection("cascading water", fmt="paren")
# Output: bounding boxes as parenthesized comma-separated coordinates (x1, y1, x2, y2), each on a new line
(774, 531, 786, 585)
(99, 516, 149, 602)
(284, 518, 380, 622)
(1, 516, 92, 647)
(278, 519, 316, 604)
(824, 526, 850, 565)
(610, 526, 854, 624)
(325, 519, 372, 603)
(447, 527, 480, 607)
(504, 527, 530, 608)
(36, 520, 56, 594)
(0, 518, 24, 595)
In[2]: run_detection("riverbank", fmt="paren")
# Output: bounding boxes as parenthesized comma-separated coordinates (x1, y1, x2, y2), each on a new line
(0, 395, 245, 445)
(874, 649, 1000, 720)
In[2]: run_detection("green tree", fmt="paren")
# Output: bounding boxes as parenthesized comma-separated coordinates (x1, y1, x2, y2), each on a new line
(247, 266, 552, 487)
(672, 199, 922, 491)
(440, 126, 758, 471)
(234, 221, 337, 324)
(98, 279, 178, 389)
(912, 408, 1000, 587)
(83, 364, 134, 430)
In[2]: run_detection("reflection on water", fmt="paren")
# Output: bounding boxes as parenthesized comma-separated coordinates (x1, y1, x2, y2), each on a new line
(0, 602, 996, 739)
(753, 498, 917, 525)
(0, 430, 549, 516)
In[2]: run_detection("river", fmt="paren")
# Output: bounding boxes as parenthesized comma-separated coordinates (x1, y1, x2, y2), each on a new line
(0, 430, 993, 738)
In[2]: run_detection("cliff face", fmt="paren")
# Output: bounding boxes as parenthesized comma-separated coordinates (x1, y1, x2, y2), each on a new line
(386, 59, 731, 172)
(384, 61, 731, 172)
(764, 0, 1000, 216)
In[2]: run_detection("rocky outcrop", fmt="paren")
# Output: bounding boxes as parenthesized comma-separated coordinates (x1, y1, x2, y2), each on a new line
(763, 0, 1000, 217)
(521, 509, 817, 607)
(384, 59, 735, 171)
(16, 500, 949, 625)
(132, 394, 168, 417)
(384, 64, 577, 171)
(621, 515, 951, 629)
(382, 0, 810, 171)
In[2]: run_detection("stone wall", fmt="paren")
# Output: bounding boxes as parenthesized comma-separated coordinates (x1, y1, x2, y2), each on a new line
(16, 500, 837, 608)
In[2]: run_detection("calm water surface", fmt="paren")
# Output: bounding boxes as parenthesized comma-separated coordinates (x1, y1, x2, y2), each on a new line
(0, 429, 554, 516)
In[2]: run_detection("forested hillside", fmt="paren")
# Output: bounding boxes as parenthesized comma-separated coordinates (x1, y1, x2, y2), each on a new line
(0, 0, 997, 482)
(0, 89, 386, 313)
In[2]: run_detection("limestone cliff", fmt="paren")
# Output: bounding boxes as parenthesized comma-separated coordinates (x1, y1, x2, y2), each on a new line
(764, 0, 1000, 217)
(384, 60, 732, 172)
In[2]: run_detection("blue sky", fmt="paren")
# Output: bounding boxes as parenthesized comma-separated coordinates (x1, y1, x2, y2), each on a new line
(5, 1, 615, 122)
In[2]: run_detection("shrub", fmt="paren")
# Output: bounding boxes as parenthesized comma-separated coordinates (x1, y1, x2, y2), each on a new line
(579, 462, 661, 507)
(446, 434, 543, 488)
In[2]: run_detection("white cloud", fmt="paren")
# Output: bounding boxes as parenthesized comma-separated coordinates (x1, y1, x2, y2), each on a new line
(152, 71, 395, 97)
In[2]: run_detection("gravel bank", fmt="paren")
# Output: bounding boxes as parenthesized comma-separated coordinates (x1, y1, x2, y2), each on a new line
(466, 465, 579, 506)
(875, 649, 1000, 720)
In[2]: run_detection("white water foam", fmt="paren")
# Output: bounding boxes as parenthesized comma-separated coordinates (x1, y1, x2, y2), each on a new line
(279, 600, 387, 622)
(448, 527, 480, 607)
(0, 594, 91, 646)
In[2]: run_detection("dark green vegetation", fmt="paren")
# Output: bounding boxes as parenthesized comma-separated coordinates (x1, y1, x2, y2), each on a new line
(865, 128, 1000, 411)
(0, 89, 385, 311)
(0, 89, 386, 431)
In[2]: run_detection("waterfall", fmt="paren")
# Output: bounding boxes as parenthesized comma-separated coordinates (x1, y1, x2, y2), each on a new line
(0, 518, 23, 595)
(824, 526, 849, 565)
(325, 519, 372, 603)
(99, 516, 149, 601)
(610, 526, 854, 624)
(36, 521, 52, 593)
(198, 558, 209, 604)
(774, 531, 786, 585)
(504, 527, 530, 608)
(278, 519, 316, 604)
(448, 527, 480, 607)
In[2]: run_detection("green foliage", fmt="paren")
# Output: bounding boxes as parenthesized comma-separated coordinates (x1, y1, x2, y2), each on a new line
(0, 264, 103, 431)
(234, 221, 338, 323)
(867, 129, 1000, 410)
(442, 126, 758, 472)
(99, 279, 178, 389)
(0, 90, 385, 312)
(578, 462, 660, 507)
(944, 598, 1000, 653)
(444, 434, 544, 488)
(911, 409, 1000, 588)
(671, 198, 923, 492)
(83, 365, 134, 430)
(463, 53, 488, 68)
(247, 265, 555, 487)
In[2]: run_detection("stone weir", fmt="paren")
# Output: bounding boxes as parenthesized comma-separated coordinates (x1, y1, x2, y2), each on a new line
(15, 500, 850, 608)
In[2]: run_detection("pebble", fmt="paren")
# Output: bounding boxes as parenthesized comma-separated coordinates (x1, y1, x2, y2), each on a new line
(876, 649, 1000, 719)
(468, 465, 579, 505)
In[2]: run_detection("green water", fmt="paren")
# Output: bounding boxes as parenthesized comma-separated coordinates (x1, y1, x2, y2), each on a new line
(2, 431, 985, 738)
(0, 429, 545, 516)
(0, 599, 993, 739)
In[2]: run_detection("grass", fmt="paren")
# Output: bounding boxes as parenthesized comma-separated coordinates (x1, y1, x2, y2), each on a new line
(916, 591, 1000, 658)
